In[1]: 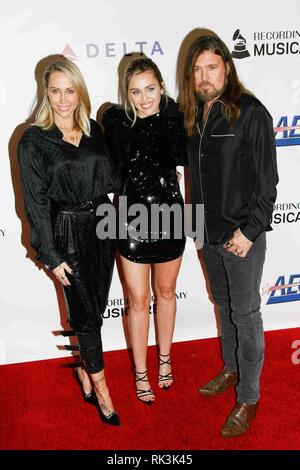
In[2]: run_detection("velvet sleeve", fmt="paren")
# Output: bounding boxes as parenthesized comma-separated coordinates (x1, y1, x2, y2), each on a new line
(18, 129, 64, 270)
(102, 106, 127, 194)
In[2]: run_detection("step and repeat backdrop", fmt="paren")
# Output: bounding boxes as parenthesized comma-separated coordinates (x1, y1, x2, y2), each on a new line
(0, 0, 299, 365)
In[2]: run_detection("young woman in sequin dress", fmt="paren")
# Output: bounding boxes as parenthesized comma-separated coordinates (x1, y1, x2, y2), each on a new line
(103, 57, 186, 403)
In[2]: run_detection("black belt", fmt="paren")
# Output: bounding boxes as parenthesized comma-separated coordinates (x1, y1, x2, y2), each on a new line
(51, 195, 109, 212)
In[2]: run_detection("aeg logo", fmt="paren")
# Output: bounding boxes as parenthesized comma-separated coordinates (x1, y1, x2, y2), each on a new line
(274, 115, 300, 147)
(265, 274, 300, 304)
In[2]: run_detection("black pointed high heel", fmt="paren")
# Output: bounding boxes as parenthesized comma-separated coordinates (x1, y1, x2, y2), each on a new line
(74, 368, 97, 404)
(95, 400, 120, 426)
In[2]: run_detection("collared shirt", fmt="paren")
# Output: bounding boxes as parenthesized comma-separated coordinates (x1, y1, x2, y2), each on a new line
(187, 93, 279, 244)
(18, 119, 119, 269)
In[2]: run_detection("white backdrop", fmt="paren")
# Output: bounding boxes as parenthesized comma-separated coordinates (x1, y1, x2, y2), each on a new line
(1, 0, 299, 365)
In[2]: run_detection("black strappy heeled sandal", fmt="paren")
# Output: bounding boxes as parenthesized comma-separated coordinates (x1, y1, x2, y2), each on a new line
(134, 369, 155, 404)
(158, 353, 173, 389)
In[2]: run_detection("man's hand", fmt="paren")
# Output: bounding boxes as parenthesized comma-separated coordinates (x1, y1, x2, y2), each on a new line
(223, 228, 253, 258)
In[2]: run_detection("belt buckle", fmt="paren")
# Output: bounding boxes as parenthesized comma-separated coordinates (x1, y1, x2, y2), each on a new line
(78, 200, 91, 210)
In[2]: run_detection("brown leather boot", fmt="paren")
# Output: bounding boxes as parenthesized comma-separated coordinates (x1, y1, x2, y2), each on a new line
(221, 402, 258, 438)
(198, 369, 238, 396)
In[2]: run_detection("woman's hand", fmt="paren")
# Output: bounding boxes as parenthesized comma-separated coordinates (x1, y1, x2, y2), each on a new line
(53, 262, 73, 286)
(176, 170, 182, 182)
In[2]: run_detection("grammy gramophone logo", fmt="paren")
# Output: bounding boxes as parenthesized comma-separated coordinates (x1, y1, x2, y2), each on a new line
(231, 29, 250, 59)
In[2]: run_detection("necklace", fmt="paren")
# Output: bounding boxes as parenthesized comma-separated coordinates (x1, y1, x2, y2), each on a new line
(57, 125, 81, 146)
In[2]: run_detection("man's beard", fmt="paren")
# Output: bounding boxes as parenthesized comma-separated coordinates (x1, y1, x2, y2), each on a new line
(196, 80, 227, 103)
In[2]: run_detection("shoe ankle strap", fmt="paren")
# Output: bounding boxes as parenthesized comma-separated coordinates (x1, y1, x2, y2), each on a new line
(134, 369, 149, 382)
(159, 353, 171, 365)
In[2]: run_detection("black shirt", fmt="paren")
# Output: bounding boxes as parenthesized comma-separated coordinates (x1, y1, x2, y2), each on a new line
(18, 119, 118, 270)
(187, 94, 279, 244)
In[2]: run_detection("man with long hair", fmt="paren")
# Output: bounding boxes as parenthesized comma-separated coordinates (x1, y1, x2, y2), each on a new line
(180, 35, 278, 437)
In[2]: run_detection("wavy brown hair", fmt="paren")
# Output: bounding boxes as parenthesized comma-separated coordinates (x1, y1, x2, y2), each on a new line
(123, 56, 168, 126)
(179, 35, 246, 136)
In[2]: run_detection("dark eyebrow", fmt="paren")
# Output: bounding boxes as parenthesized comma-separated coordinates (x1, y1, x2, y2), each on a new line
(130, 83, 156, 91)
(49, 86, 75, 90)
(193, 63, 218, 68)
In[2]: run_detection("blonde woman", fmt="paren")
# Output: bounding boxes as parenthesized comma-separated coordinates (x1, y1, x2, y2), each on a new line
(18, 59, 120, 425)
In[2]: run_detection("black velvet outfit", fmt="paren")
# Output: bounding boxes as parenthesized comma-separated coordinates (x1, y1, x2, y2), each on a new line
(18, 119, 118, 373)
(103, 98, 186, 263)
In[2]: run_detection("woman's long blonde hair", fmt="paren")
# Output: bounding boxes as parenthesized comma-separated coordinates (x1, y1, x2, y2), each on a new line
(33, 58, 91, 136)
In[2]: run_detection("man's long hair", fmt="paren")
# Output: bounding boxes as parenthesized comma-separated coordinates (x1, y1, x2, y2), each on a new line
(179, 35, 246, 136)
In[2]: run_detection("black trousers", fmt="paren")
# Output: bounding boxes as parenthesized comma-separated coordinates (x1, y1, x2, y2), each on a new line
(52, 196, 116, 374)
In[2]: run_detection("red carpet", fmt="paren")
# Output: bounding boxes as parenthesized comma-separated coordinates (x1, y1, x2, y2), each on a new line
(1, 328, 300, 450)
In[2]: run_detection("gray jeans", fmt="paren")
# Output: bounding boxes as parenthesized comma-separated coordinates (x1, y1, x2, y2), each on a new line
(201, 232, 266, 404)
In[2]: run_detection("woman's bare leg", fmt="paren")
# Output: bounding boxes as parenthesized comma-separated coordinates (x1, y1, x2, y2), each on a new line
(120, 255, 154, 402)
(154, 256, 183, 388)
(90, 369, 116, 415)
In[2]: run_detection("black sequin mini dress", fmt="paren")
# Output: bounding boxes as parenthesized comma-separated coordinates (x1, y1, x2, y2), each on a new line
(103, 98, 186, 264)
